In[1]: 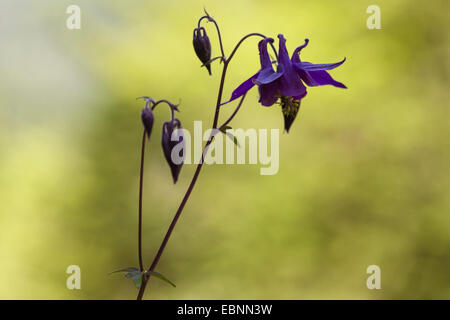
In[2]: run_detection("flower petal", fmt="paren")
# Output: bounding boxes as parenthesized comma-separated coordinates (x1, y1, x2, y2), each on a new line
(254, 38, 284, 85)
(254, 68, 283, 85)
(277, 34, 291, 66)
(294, 63, 347, 88)
(290, 38, 309, 62)
(258, 37, 274, 69)
(277, 34, 307, 97)
(223, 72, 259, 105)
(258, 82, 280, 106)
(278, 62, 307, 97)
(297, 58, 346, 71)
(293, 89, 308, 101)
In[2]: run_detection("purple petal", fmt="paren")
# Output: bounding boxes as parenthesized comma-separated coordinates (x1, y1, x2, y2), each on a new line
(254, 68, 283, 85)
(277, 34, 291, 66)
(277, 62, 307, 97)
(258, 82, 279, 106)
(293, 89, 308, 101)
(254, 38, 283, 85)
(307, 70, 346, 88)
(294, 63, 346, 88)
(278, 75, 307, 97)
(225, 72, 259, 104)
(258, 38, 274, 69)
(291, 39, 309, 62)
(298, 58, 346, 71)
(276, 34, 307, 97)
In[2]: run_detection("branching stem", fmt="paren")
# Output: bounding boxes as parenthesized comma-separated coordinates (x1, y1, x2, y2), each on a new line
(136, 15, 276, 300)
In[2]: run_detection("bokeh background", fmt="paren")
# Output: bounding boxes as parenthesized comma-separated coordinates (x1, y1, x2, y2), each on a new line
(0, 0, 449, 299)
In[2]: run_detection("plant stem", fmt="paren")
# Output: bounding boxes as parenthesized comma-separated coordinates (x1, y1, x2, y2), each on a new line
(197, 14, 225, 59)
(137, 156, 206, 299)
(135, 19, 267, 300)
(136, 58, 230, 300)
(218, 94, 246, 130)
(228, 33, 277, 62)
(138, 130, 146, 272)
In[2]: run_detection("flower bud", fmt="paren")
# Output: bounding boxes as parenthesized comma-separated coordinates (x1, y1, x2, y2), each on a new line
(193, 27, 212, 75)
(141, 107, 154, 140)
(161, 119, 185, 183)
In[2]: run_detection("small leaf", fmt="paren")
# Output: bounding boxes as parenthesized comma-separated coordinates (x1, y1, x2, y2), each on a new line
(148, 271, 176, 288)
(109, 267, 175, 289)
(125, 271, 143, 288)
(109, 267, 143, 288)
(219, 126, 240, 147)
(109, 267, 140, 275)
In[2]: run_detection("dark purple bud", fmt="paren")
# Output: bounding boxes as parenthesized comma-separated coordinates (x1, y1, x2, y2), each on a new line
(161, 119, 185, 184)
(193, 27, 212, 75)
(141, 107, 154, 140)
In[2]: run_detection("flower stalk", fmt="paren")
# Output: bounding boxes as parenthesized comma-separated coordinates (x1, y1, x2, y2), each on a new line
(136, 14, 261, 300)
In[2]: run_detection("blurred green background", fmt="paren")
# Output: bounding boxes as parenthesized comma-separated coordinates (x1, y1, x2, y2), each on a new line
(0, 0, 449, 299)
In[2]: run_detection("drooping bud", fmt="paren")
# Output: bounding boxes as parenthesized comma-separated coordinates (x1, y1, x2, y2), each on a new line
(193, 27, 212, 75)
(161, 119, 185, 183)
(141, 107, 154, 140)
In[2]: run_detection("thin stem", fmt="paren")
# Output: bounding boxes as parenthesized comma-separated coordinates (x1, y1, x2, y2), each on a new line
(138, 130, 146, 272)
(137, 157, 206, 300)
(197, 14, 225, 58)
(136, 19, 257, 300)
(226, 33, 277, 64)
(212, 63, 229, 128)
(151, 99, 179, 112)
(197, 15, 209, 28)
(210, 19, 225, 58)
(218, 93, 247, 130)
(137, 55, 231, 301)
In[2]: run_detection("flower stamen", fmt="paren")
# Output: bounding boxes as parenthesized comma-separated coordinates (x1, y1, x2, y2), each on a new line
(277, 94, 301, 132)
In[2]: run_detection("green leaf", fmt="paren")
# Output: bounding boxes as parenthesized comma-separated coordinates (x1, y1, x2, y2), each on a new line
(109, 267, 143, 288)
(219, 126, 240, 147)
(108, 267, 175, 289)
(108, 267, 140, 275)
(125, 270, 143, 288)
(148, 271, 176, 288)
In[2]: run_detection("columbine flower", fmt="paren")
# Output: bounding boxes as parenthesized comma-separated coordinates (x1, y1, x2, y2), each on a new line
(227, 34, 346, 132)
(193, 27, 212, 75)
(161, 119, 185, 183)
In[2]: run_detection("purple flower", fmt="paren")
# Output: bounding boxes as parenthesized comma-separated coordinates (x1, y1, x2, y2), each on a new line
(227, 34, 346, 132)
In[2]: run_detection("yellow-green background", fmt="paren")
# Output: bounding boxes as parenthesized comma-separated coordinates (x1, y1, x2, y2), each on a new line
(0, 0, 449, 299)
